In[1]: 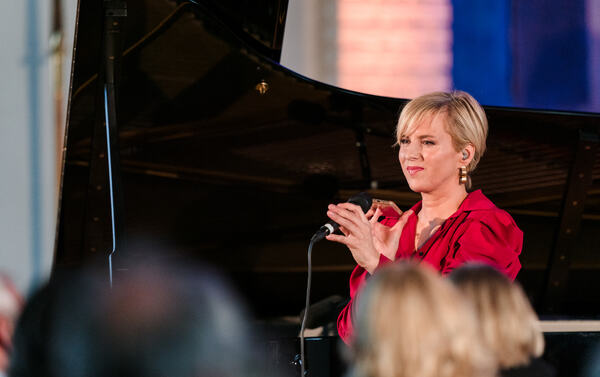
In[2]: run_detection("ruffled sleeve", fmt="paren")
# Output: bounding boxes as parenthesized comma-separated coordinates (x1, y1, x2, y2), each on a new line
(441, 211, 523, 280)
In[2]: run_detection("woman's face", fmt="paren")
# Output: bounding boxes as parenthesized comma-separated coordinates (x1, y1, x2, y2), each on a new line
(398, 111, 465, 194)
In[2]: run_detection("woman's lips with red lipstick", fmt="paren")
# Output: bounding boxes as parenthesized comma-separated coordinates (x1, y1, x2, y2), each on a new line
(406, 166, 424, 175)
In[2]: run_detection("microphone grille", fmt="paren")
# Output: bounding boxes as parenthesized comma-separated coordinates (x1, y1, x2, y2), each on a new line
(349, 192, 372, 213)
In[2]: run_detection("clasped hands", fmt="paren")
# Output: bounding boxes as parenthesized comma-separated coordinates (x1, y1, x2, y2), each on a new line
(325, 201, 413, 274)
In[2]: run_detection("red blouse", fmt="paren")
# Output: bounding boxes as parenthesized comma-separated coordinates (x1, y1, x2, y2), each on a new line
(337, 190, 523, 344)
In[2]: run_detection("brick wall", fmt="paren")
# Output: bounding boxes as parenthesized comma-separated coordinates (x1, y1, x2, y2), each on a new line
(337, 0, 453, 99)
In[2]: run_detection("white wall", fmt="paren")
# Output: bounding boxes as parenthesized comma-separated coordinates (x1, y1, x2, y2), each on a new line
(0, 0, 76, 296)
(280, 0, 338, 86)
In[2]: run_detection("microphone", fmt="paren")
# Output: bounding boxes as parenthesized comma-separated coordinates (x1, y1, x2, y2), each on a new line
(311, 192, 372, 242)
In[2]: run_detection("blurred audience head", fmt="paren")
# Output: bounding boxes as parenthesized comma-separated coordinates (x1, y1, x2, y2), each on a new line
(9, 276, 61, 377)
(350, 262, 495, 377)
(0, 274, 22, 375)
(10, 257, 259, 377)
(449, 263, 544, 369)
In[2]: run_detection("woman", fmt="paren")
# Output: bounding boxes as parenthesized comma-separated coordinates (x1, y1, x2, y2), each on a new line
(449, 264, 553, 377)
(326, 91, 523, 343)
(349, 262, 495, 377)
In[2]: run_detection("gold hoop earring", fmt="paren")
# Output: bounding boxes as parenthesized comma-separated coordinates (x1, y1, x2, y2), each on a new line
(459, 166, 467, 184)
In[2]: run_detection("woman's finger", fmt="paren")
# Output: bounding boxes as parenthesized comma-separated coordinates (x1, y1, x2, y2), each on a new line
(328, 203, 366, 226)
(369, 207, 382, 224)
(337, 202, 369, 223)
(325, 233, 351, 246)
(391, 209, 413, 231)
(327, 209, 360, 234)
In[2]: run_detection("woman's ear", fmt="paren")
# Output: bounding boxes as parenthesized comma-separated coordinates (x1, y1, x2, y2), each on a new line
(459, 144, 475, 166)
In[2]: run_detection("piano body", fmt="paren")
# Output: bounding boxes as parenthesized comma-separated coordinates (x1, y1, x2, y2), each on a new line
(56, 1, 600, 375)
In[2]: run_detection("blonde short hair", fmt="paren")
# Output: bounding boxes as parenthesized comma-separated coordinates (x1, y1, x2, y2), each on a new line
(450, 264, 544, 369)
(396, 91, 488, 175)
(350, 263, 495, 377)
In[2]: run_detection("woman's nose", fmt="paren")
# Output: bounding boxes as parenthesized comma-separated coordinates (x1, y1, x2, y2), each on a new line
(401, 142, 420, 160)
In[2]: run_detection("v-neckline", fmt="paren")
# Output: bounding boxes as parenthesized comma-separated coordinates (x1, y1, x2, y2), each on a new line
(413, 218, 445, 254)
(414, 220, 443, 252)
(409, 193, 471, 254)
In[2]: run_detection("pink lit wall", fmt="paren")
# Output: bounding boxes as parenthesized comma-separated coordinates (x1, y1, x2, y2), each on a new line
(337, 0, 453, 98)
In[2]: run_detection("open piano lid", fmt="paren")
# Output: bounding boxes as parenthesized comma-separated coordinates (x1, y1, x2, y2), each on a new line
(56, 0, 600, 318)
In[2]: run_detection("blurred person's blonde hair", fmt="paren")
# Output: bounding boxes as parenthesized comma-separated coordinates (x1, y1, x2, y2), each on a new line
(449, 264, 544, 369)
(350, 262, 495, 377)
(396, 91, 488, 188)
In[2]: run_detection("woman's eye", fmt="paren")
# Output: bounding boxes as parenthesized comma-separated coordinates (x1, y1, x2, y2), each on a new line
(423, 140, 435, 145)
(399, 139, 409, 144)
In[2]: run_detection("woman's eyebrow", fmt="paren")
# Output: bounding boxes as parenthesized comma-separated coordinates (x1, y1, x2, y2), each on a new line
(417, 134, 436, 139)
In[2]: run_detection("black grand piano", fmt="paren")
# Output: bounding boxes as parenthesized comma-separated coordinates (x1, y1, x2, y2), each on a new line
(55, 1, 600, 376)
